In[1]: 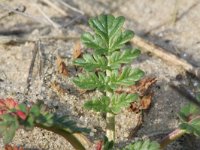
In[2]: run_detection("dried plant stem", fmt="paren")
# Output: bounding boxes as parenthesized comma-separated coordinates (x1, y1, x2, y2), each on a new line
(57, 0, 84, 15)
(35, 123, 87, 150)
(0, 4, 46, 24)
(0, 35, 79, 44)
(0, 5, 26, 20)
(41, 0, 67, 15)
(33, 3, 61, 29)
(131, 35, 200, 78)
(159, 128, 186, 149)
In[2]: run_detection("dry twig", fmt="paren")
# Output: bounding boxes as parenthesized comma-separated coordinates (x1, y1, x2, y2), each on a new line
(0, 4, 46, 24)
(41, 0, 67, 15)
(34, 3, 61, 29)
(0, 35, 79, 44)
(57, 0, 84, 15)
(26, 41, 40, 94)
(0, 5, 26, 20)
(131, 35, 200, 79)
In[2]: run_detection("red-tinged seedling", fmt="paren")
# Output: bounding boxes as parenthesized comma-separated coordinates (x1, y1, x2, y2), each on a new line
(0, 98, 89, 150)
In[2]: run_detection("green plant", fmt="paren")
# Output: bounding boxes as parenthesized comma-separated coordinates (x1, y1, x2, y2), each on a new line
(0, 98, 89, 150)
(73, 14, 144, 141)
(1, 14, 200, 150)
(158, 102, 200, 149)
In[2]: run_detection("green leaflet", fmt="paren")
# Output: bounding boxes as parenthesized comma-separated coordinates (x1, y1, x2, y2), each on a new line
(178, 103, 200, 122)
(109, 67, 144, 89)
(122, 139, 160, 150)
(84, 96, 110, 113)
(84, 93, 138, 114)
(35, 112, 90, 133)
(73, 72, 106, 90)
(179, 118, 200, 136)
(81, 14, 134, 54)
(178, 102, 200, 137)
(110, 93, 138, 114)
(0, 114, 19, 144)
(74, 53, 108, 71)
(108, 49, 141, 69)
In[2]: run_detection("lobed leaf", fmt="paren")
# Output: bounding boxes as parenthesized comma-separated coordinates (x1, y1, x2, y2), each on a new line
(0, 114, 19, 144)
(178, 103, 200, 122)
(81, 33, 107, 55)
(110, 93, 138, 114)
(122, 139, 160, 150)
(53, 115, 90, 133)
(109, 67, 144, 89)
(73, 72, 106, 90)
(108, 49, 141, 69)
(179, 102, 200, 137)
(74, 53, 108, 71)
(81, 14, 134, 54)
(84, 96, 110, 113)
(179, 117, 200, 137)
(84, 93, 138, 114)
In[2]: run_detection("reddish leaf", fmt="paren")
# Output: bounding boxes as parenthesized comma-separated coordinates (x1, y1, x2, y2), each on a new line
(5, 144, 24, 150)
(96, 140, 103, 150)
(4, 98, 18, 109)
(15, 111, 27, 120)
(0, 98, 27, 120)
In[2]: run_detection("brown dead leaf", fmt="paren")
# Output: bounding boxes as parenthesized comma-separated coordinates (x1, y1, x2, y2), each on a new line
(123, 77, 157, 113)
(72, 41, 82, 59)
(140, 92, 153, 110)
(50, 81, 67, 95)
(129, 102, 140, 113)
(56, 55, 68, 76)
(131, 77, 157, 96)
(130, 93, 153, 113)
(115, 77, 157, 96)
(5, 145, 24, 150)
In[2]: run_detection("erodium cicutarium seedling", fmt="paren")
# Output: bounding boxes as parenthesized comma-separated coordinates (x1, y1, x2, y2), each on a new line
(73, 14, 144, 141)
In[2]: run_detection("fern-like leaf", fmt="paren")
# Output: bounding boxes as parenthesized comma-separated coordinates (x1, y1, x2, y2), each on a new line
(178, 102, 200, 137)
(178, 103, 200, 122)
(110, 93, 138, 114)
(108, 49, 141, 69)
(84, 93, 138, 114)
(73, 72, 106, 90)
(74, 53, 108, 71)
(109, 67, 144, 89)
(84, 96, 110, 113)
(81, 14, 134, 54)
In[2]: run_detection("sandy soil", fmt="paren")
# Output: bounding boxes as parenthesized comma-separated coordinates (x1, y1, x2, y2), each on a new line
(0, 0, 200, 149)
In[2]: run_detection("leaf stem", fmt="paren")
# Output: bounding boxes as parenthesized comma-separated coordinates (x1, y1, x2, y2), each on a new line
(159, 128, 186, 149)
(106, 68, 115, 141)
(106, 112, 115, 141)
(35, 123, 88, 150)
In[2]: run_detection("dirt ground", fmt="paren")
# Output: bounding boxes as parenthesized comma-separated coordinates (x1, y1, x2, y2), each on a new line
(0, 0, 200, 150)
